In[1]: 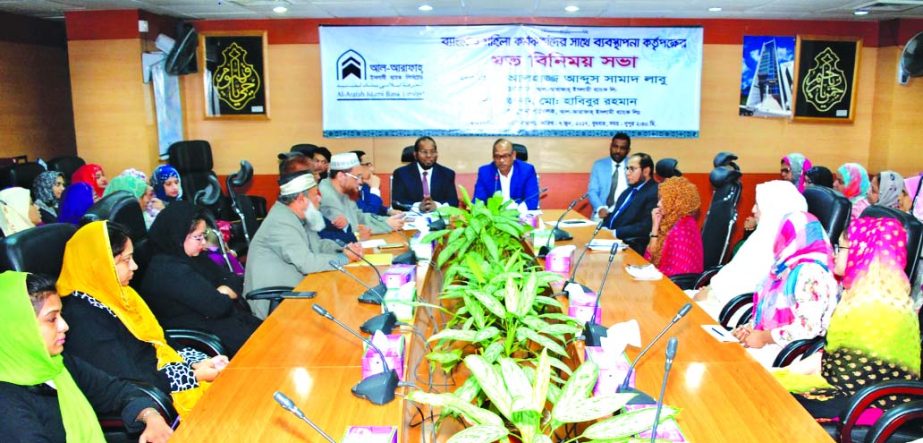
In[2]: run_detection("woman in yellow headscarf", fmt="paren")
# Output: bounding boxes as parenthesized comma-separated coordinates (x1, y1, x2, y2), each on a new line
(58, 221, 226, 417)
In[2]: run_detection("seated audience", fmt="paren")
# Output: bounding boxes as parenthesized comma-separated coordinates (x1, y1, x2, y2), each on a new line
(150, 165, 182, 205)
(604, 152, 659, 254)
(121, 168, 164, 224)
(313, 147, 332, 180)
(140, 202, 261, 356)
(319, 152, 404, 237)
(32, 171, 65, 224)
(279, 152, 358, 244)
(391, 136, 459, 211)
(775, 217, 920, 419)
(57, 183, 95, 225)
(0, 272, 172, 442)
(781, 153, 812, 193)
(351, 149, 391, 216)
(835, 162, 871, 222)
(59, 221, 222, 417)
(805, 166, 834, 188)
(104, 174, 155, 228)
(588, 132, 631, 220)
(696, 180, 807, 319)
(245, 172, 362, 319)
(869, 170, 911, 211)
(645, 176, 702, 276)
(474, 138, 540, 210)
(0, 187, 39, 236)
(71, 164, 108, 201)
(732, 211, 839, 368)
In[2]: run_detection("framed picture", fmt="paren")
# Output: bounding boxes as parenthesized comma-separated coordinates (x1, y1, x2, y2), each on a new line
(200, 31, 269, 119)
(791, 35, 861, 122)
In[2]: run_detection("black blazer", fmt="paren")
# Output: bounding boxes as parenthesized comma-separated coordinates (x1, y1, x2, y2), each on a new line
(604, 179, 659, 253)
(391, 162, 458, 208)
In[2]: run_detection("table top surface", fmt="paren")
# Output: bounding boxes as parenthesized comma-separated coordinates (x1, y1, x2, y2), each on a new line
(172, 210, 831, 442)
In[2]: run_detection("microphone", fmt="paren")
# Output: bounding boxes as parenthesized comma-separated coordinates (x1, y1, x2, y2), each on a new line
(649, 337, 679, 443)
(538, 193, 588, 257)
(334, 240, 388, 305)
(273, 391, 337, 443)
(618, 303, 692, 393)
(565, 218, 607, 294)
(392, 200, 447, 231)
(311, 304, 399, 405)
(583, 242, 620, 346)
(329, 260, 397, 335)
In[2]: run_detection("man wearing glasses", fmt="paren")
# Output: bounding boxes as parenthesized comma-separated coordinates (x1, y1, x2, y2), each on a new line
(319, 152, 404, 239)
(391, 136, 459, 212)
(473, 138, 540, 210)
(603, 152, 659, 254)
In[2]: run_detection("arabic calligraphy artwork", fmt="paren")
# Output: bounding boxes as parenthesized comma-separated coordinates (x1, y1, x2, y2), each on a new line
(201, 32, 269, 119)
(792, 35, 861, 122)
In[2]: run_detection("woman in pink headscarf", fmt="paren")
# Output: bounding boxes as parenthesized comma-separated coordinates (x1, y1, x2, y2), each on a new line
(781, 153, 812, 193)
(834, 163, 870, 223)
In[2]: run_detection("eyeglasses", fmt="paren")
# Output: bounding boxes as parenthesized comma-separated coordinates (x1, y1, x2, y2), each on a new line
(493, 153, 514, 160)
(344, 172, 363, 182)
(360, 162, 373, 167)
(189, 234, 206, 243)
(834, 245, 849, 254)
(781, 168, 791, 174)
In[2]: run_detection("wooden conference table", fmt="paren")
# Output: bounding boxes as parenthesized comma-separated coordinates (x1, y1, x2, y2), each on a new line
(172, 210, 832, 442)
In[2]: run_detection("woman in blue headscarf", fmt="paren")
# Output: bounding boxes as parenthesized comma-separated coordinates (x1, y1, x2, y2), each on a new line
(57, 183, 95, 225)
(150, 165, 183, 204)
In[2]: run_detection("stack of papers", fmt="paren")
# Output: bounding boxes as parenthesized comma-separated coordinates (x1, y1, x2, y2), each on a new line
(587, 238, 624, 252)
(625, 264, 663, 281)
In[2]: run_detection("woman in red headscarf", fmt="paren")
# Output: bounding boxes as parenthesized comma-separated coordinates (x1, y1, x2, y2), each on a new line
(71, 164, 109, 201)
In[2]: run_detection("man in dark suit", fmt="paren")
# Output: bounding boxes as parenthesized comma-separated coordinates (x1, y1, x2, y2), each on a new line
(473, 138, 540, 210)
(604, 152, 659, 254)
(391, 136, 458, 211)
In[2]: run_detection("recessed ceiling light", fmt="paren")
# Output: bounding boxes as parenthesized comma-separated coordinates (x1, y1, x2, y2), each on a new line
(708, 7, 722, 12)
(854, 10, 869, 16)
(273, 5, 287, 13)
(418, 4, 433, 11)
(565, 5, 579, 13)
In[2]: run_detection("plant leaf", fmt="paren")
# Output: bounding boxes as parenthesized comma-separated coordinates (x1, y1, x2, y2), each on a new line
(481, 341, 505, 363)
(546, 356, 574, 376)
(517, 327, 568, 357)
(533, 296, 563, 309)
(454, 377, 481, 403)
(428, 329, 478, 343)
(552, 393, 636, 423)
(516, 272, 538, 316)
(464, 354, 513, 419)
(446, 425, 508, 443)
(581, 406, 678, 440)
(531, 348, 552, 412)
(499, 358, 533, 412)
(474, 326, 500, 343)
(406, 391, 504, 427)
(470, 290, 507, 319)
(551, 360, 599, 421)
(504, 276, 520, 319)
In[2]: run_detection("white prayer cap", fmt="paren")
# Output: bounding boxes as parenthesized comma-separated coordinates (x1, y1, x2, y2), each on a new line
(330, 152, 360, 170)
(279, 172, 316, 196)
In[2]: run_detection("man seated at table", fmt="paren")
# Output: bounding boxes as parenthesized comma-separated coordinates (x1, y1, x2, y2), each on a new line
(351, 149, 402, 216)
(278, 152, 357, 244)
(244, 171, 362, 319)
(604, 152, 659, 254)
(313, 146, 332, 180)
(319, 152, 404, 239)
(473, 138, 539, 210)
(588, 132, 631, 220)
(391, 136, 459, 212)
(289, 143, 319, 181)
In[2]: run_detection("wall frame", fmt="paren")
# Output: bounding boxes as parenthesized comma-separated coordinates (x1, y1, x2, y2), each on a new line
(199, 31, 269, 119)
(791, 35, 861, 122)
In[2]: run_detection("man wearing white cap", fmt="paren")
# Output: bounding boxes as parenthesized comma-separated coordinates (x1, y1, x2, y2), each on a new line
(244, 171, 363, 319)
(319, 152, 404, 236)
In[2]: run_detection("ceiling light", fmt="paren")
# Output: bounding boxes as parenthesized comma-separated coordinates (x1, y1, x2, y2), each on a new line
(854, 10, 869, 16)
(708, 7, 722, 12)
(565, 5, 579, 12)
(418, 4, 433, 11)
(273, 5, 287, 13)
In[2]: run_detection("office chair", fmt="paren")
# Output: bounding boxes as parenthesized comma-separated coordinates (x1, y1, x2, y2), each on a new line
(717, 292, 753, 330)
(655, 158, 682, 180)
(512, 143, 528, 161)
(167, 140, 223, 211)
(225, 160, 260, 254)
(46, 155, 86, 184)
(81, 191, 147, 244)
(860, 205, 923, 289)
(804, 185, 851, 246)
(0, 161, 45, 189)
(401, 146, 415, 163)
(0, 223, 76, 275)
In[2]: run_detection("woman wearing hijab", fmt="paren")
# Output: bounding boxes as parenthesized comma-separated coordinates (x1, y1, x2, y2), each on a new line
(645, 176, 703, 276)
(835, 163, 871, 223)
(105, 174, 156, 228)
(775, 217, 921, 419)
(150, 165, 183, 204)
(805, 166, 835, 189)
(0, 272, 172, 442)
(139, 202, 260, 356)
(59, 221, 226, 417)
(121, 168, 165, 224)
(70, 164, 108, 201)
(0, 187, 40, 236)
(695, 181, 808, 320)
(32, 171, 65, 224)
(869, 170, 912, 212)
(731, 212, 839, 368)
(57, 183, 95, 225)
(781, 153, 812, 193)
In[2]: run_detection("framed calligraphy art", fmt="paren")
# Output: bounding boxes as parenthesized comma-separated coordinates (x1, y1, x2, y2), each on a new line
(200, 31, 269, 119)
(791, 35, 861, 122)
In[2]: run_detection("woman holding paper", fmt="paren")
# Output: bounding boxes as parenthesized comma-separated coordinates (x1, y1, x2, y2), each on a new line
(731, 211, 839, 368)
(645, 176, 703, 277)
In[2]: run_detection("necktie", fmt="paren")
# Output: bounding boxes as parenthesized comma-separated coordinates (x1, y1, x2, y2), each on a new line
(422, 171, 430, 197)
(606, 162, 620, 206)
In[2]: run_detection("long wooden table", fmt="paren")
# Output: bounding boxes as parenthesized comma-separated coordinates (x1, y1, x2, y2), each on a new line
(172, 211, 832, 442)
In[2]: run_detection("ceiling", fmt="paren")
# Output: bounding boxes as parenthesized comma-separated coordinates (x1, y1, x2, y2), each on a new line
(0, 0, 922, 21)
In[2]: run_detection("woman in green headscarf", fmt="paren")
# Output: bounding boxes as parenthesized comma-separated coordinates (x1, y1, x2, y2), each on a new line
(0, 271, 172, 442)
(105, 173, 158, 228)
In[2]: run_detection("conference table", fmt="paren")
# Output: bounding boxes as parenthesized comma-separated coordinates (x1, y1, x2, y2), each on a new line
(172, 210, 832, 442)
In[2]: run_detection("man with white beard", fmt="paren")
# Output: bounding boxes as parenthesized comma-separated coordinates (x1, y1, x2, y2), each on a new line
(244, 171, 363, 319)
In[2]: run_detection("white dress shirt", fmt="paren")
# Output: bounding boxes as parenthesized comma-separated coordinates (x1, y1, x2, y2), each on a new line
(499, 164, 514, 202)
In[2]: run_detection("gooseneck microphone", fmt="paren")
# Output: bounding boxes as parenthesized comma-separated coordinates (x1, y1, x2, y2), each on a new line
(538, 193, 588, 257)
(273, 391, 337, 443)
(583, 242, 620, 346)
(618, 303, 692, 392)
(311, 304, 399, 405)
(329, 260, 397, 335)
(334, 240, 388, 304)
(650, 337, 679, 443)
(565, 218, 607, 294)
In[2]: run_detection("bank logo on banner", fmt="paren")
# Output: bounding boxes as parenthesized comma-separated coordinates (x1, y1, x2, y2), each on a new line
(338, 50, 365, 81)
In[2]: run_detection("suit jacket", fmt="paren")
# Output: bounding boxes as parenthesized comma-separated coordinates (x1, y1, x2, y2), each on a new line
(587, 157, 629, 213)
(391, 162, 459, 207)
(356, 183, 389, 215)
(604, 178, 659, 253)
(473, 159, 539, 210)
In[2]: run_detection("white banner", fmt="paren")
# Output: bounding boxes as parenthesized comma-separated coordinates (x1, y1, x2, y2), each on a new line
(320, 25, 702, 138)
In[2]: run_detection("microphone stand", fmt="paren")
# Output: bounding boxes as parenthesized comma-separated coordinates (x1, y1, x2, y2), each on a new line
(329, 260, 397, 335)
(312, 304, 399, 405)
(336, 240, 389, 305)
(649, 337, 679, 443)
(617, 303, 692, 405)
(273, 391, 337, 443)
(537, 194, 586, 257)
(583, 242, 620, 346)
(564, 218, 606, 294)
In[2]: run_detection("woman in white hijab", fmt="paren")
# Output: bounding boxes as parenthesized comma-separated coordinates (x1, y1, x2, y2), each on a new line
(695, 180, 808, 319)
(0, 187, 40, 236)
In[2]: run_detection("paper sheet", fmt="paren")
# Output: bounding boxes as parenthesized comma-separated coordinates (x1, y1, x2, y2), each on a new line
(625, 264, 663, 281)
(361, 239, 387, 249)
(345, 253, 393, 267)
(702, 325, 737, 343)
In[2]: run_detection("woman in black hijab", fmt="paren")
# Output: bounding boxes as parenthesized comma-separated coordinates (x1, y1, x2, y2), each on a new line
(139, 202, 260, 356)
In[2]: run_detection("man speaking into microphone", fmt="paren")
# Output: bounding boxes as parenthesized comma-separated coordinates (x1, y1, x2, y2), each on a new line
(473, 138, 540, 210)
(603, 152, 659, 254)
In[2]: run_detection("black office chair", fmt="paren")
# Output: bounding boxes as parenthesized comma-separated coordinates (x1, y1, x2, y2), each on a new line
(772, 336, 826, 368)
(290, 143, 318, 158)
(804, 185, 851, 245)
(46, 155, 85, 184)
(655, 158, 682, 180)
(0, 223, 76, 275)
(401, 146, 415, 163)
(860, 205, 923, 288)
(81, 191, 147, 244)
(512, 143, 528, 161)
(0, 162, 45, 189)
(718, 292, 753, 330)
(168, 140, 223, 211)
(100, 381, 177, 443)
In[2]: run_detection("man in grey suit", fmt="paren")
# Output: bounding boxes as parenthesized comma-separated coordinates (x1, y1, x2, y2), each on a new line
(319, 152, 404, 238)
(244, 171, 363, 319)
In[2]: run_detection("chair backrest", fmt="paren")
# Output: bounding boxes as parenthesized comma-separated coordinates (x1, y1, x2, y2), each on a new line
(0, 162, 45, 189)
(803, 185, 851, 245)
(701, 166, 743, 268)
(512, 143, 528, 161)
(0, 223, 77, 276)
(168, 140, 222, 207)
(81, 191, 147, 243)
(860, 205, 923, 285)
(47, 155, 85, 184)
(401, 146, 415, 163)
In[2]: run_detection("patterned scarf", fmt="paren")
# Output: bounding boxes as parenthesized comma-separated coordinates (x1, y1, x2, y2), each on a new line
(151, 165, 183, 202)
(0, 187, 36, 236)
(648, 176, 700, 266)
(782, 153, 812, 193)
(837, 163, 870, 203)
(876, 171, 905, 210)
(71, 164, 106, 200)
(32, 171, 63, 216)
(104, 174, 147, 199)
